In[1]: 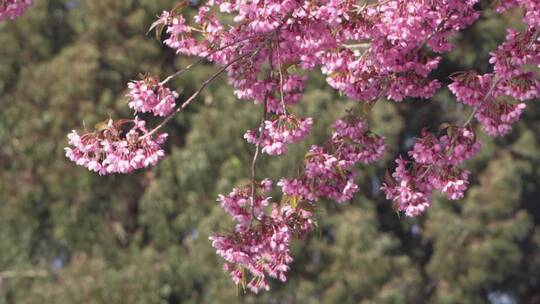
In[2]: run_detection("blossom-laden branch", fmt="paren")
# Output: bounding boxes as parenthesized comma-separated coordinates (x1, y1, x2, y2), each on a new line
(66, 42, 265, 175)
(211, 113, 386, 293)
(451, 27, 539, 136)
(140, 50, 260, 139)
(65, 117, 168, 175)
(63, 0, 540, 293)
(384, 7, 539, 217)
(382, 127, 481, 217)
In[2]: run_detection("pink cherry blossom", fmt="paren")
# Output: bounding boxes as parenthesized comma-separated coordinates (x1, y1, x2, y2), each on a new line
(127, 77, 179, 117)
(475, 102, 527, 137)
(331, 117, 387, 165)
(383, 126, 480, 216)
(244, 115, 313, 156)
(0, 0, 33, 21)
(276, 116, 385, 204)
(65, 117, 167, 175)
(210, 181, 313, 293)
(449, 26, 538, 137)
(449, 72, 493, 107)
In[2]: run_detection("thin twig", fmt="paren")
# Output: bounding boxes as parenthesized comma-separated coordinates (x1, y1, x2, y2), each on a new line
(159, 33, 269, 86)
(341, 43, 371, 50)
(276, 36, 287, 115)
(249, 40, 275, 225)
(249, 97, 269, 225)
(461, 28, 539, 127)
(142, 52, 254, 139)
(461, 76, 501, 127)
(419, 164, 433, 180)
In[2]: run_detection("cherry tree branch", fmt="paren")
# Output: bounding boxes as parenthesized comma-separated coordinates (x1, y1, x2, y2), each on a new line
(461, 76, 501, 127)
(159, 33, 271, 86)
(142, 51, 255, 139)
(249, 39, 275, 225)
(276, 36, 288, 115)
(461, 28, 539, 127)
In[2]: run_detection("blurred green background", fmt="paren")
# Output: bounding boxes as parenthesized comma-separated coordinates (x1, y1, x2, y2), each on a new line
(1, 1, 539, 303)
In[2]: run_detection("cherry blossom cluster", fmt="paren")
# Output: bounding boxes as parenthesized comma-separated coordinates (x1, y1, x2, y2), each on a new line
(153, 0, 480, 110)
(65, 118, 167, 175)
(127, 77, 179, 117)
(449, 2, 539, 137)
(449, 30, 538, 136)
(66, 76, 180, 173)
(382, 127, 481, 217)
(278, 115, 386, 204)
(212, 114, 383, 292)
(320, 0, 479, 102)
(0, 0, 32, 21)
(210, 180, 314, 293)
(384, 0, 539, 219)
(244, 115, 313, 155)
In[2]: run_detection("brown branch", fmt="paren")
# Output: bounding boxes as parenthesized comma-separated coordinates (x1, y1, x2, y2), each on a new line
(142, 51, 254, 139)
(461, 28, 539, 127)
(249, 40, 275, 225)
(159, 33, 270, 86)
(276, 36, 288, 115)
(461, 76, 501, 127)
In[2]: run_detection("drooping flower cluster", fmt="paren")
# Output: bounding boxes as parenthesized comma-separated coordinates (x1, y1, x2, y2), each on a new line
(449, 1, 539, 137)
(285, 145, 360, 203)
(244, 115, 313, 155)
(331, 117, 387, 165)
(279, 115, 386, 203)
(127, 77, 179, 117)
(210, 180, 314, 293)
(449, 30, 539, 136)
(382, 127, 481, 217)
(0, 0, 32, 21)
(65, 118, 167, 175)
(214, 115, 384, 292)
(67, 77, 177, 173)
